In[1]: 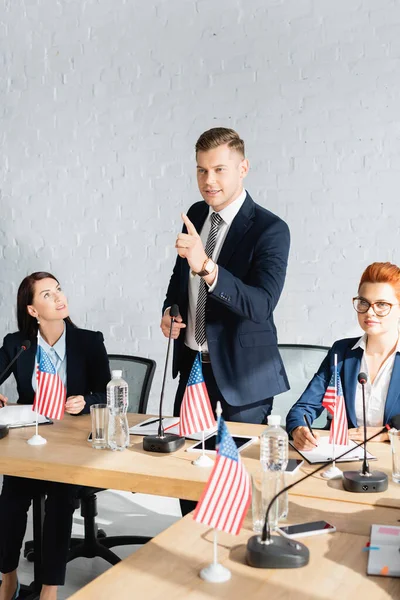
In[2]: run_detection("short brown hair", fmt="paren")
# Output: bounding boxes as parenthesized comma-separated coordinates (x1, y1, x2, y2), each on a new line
(195, 127, 245, 158)
(359, 262, 400, 302)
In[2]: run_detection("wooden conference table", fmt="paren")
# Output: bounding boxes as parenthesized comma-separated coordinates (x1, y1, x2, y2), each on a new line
(0, 414, 399, 598)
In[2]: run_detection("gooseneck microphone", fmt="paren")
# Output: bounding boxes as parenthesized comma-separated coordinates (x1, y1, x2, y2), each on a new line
(0, 340, 32, 440)
(246, 425, 389, 569)
(342, 373, 388, 493)
(143, 305, 185, 453)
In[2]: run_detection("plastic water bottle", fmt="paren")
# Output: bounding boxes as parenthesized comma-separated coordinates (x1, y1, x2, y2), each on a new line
(260, 415, 289, 528)
(107, 370, 129, 451)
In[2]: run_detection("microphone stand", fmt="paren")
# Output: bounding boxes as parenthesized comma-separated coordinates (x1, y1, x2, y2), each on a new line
(143, 305, 185, 453)
(246, 426, 389, 569)
(342, 375, 388, 493)
(0, 342, 31, 440)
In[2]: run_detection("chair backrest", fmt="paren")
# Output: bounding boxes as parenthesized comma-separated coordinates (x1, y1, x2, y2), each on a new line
(272, 344, 330, 429)
(107, 354, 156, 414)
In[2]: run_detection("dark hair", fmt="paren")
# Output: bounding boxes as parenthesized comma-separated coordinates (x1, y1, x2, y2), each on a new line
(195, 127, 245, 158)
(17, 272, 75, 340)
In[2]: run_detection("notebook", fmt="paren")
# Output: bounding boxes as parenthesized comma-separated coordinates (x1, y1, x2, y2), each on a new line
(367, 524, 400, 577)
(0, 405, 52, 428)
(289, 436, 376, 464)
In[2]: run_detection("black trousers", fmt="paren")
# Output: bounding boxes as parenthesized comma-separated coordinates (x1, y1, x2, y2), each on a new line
(0, 476, 79, 585)
(175, 345, 274, 516)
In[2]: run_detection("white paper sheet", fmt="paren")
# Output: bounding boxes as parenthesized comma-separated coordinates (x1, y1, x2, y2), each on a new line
(289, 436, 376, 464)
(0, 405, 50, 427)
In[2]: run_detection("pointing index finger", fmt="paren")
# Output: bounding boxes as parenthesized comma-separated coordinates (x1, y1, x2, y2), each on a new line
(181, 213, 198, 236)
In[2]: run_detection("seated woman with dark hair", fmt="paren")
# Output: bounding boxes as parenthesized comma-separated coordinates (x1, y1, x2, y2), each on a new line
(286, 262, 400, 451)
(0, 272, 110, 600)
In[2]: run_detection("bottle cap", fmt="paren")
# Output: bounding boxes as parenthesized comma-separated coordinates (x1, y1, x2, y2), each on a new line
(112, 370, 123, 378)
(267, 415, 281, 426)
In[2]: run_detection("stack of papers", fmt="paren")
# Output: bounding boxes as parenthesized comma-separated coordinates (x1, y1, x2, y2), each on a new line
(0, 405, 51, 428)
(289, 436, 376, 464)
(367, 524, 400, 577)
(129, 417, 217, 441)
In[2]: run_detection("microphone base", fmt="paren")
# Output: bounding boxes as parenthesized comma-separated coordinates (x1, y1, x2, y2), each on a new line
(0, 424, 9, 440)
(246, 534, 310, 569)
(143, 433, 185, 453)
(342, 470, 388, 493)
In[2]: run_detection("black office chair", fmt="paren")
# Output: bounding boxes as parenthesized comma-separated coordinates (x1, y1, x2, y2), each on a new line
(24, 354, 156, 567)
(275, 344, 330, 429)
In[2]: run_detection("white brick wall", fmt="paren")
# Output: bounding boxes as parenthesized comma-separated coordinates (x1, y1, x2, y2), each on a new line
(1, 0, 399, 412)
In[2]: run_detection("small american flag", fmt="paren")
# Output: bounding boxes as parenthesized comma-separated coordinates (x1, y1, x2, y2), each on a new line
(179, 353, 215, 436)
(193, 416, 251, 535)
(33, 345, 66, 420)
(322, 372, 348, 446)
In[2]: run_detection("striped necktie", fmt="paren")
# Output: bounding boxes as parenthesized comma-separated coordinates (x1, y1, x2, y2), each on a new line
(194, 212, 224, 347)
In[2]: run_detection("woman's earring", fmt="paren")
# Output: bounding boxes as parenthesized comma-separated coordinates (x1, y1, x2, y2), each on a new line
(36, 318, 40, 325)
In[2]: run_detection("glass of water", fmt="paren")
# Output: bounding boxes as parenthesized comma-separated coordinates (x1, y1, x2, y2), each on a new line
(389, 429, 400, 483)
(90, 404, 108, 450)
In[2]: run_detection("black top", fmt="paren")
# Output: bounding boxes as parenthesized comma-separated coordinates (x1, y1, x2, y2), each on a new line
(0, 321, 111, 414)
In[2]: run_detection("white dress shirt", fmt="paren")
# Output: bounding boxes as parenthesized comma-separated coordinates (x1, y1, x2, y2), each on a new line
(353, 333, 400, 427)
(32, 326, 67, 392)
(185, 188, 247, 351)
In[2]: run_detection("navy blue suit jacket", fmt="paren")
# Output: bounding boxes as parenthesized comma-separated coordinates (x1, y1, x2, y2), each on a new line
(286, 337, 400, 433)
(163, 193, 290, 407)
(0, 322, 110, 414)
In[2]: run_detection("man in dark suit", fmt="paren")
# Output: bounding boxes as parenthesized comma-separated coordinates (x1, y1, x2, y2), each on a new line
(161, 127, 290, 426)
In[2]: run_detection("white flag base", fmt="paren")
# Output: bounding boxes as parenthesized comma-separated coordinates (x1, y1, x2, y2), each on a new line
(321, 465, 342, 479)
(192, 454, 214, 468)
(199, 562, 231, 583)
(27, 434, 47, 446)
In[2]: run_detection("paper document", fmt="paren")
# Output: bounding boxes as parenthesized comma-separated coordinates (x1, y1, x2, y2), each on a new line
(0, 405, 51, 428)
(290, 436, 376, 464)
(129, 417, 217, 441)
(367, 524, 400, 577)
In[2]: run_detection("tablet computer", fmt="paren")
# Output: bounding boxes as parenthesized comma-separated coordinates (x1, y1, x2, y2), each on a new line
(186, 434, 257, 454)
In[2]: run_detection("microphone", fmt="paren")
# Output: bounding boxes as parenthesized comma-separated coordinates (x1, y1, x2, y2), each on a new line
(342, 373, 388, 493)
(0, 340, 31, 440)
(143, 305, 185, 453)
(246, 425, 389, 569)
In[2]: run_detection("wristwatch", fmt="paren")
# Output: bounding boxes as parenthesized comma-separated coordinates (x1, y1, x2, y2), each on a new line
(194, 257, 216, 277)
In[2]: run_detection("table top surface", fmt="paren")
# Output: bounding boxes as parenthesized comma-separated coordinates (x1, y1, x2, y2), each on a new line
(68, 494, 400, 600)
(0, 413, 399, 505)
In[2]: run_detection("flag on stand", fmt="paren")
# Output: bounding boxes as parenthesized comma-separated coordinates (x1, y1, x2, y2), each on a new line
(322, 372, 348, 446)
(179, 353, 216, 436)
(33, 345, 66, 420)
(193, 415, 252, 535)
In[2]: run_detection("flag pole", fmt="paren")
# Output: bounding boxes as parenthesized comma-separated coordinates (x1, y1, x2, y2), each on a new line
(191, 348, 214, 468)
(199, 401, 231, 583)
(321, 353, 342, 479)
(27, 328, 47, 446)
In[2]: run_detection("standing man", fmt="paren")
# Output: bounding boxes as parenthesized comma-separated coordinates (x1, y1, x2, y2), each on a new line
(161, 127, 290, 426)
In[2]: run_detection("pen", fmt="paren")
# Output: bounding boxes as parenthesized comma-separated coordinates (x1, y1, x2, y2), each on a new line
(138, 418, 160, 428)
(303, 414, 316, 440)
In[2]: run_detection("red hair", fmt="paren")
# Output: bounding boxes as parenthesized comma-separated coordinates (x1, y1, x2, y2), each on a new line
(359, 262, 400, 302)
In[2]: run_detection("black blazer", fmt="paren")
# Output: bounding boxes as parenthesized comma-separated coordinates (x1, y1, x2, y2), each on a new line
(163, 192, 291, 407)
(0, 322, 111, 414)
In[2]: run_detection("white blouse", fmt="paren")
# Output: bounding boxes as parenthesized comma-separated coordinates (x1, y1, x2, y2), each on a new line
(353, 333, 400, 427)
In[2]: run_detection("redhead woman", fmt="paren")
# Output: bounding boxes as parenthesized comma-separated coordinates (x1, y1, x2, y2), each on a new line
(286, 262, 400, 450)
(0, 272, 110, 600)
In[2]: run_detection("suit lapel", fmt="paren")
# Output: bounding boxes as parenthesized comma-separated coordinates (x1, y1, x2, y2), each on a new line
(18, 337, 37, 393)
(384, 353, 400, 424)
(343, 346, 362, 428)
(66, 324, 81, 397)
(217, 195, 255, 268)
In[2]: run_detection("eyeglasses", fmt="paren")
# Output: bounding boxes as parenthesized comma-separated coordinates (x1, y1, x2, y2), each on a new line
(352, 297, 399, 317)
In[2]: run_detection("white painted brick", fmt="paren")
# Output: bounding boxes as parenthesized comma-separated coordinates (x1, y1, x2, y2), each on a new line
(2, 0, 400, 407)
